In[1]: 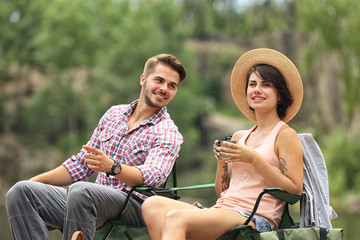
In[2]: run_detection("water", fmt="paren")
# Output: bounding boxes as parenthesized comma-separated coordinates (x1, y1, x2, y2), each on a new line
(0, 206, 357, 239)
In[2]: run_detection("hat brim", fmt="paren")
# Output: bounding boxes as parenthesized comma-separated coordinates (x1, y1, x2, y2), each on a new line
(230, 48, 303, 123)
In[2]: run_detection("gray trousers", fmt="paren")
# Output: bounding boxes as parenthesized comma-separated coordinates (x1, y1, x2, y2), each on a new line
(5, 180, 145, 240)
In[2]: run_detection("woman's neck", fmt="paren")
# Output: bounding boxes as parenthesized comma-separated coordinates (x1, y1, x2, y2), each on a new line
(254, 113, 281, 134)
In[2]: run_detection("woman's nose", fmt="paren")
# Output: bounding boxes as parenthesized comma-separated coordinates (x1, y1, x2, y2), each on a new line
(254, 85, 262, 93)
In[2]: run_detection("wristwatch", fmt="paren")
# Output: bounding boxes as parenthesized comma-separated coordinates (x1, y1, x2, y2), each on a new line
(106, 161, 122, 177)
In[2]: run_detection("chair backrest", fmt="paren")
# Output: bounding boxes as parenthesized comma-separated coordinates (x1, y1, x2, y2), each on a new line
(297, 133, 337, 228)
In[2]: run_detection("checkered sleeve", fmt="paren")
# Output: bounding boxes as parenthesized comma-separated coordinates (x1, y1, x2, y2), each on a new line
(136, 121, 183, 187)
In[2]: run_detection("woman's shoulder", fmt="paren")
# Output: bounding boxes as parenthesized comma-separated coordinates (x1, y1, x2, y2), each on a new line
(277, 125, 300, 145)
(232, 129, 250, 141)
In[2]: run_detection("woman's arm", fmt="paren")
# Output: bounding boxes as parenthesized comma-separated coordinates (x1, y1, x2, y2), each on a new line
(274, 127, 304, 194)
(214, 130, 248, 197)
(250, 127, 303, 194)
(214, 153, 231, 197)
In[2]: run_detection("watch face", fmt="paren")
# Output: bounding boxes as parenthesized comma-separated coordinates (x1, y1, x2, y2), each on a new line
(113, 162, 122, 174)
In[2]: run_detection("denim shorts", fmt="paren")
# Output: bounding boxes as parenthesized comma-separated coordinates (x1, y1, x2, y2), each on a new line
(235, 210, 271, 232)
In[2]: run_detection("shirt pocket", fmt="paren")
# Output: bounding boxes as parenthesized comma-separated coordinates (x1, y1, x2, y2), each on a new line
(99, 130, 114, 153)
(126, 142, 151, 164)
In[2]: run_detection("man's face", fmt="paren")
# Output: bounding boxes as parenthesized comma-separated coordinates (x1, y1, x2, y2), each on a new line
(140, 63, 180, 109)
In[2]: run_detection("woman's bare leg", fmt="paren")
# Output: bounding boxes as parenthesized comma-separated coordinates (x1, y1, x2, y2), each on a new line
(142, 196, 256, 240)
(142, 196, 198, 240)
(161, 207, 255, 240)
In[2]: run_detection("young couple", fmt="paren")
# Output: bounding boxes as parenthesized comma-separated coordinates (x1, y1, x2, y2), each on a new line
(6, 49, 303, 240)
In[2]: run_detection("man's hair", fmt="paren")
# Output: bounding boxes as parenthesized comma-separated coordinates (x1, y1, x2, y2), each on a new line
(143, 54, 186, 83)
(246, 64, 293, 119)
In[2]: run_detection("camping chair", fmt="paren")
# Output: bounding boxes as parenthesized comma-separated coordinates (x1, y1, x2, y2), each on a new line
(73, 133, 338, 240)
(215, 133, 340, 239)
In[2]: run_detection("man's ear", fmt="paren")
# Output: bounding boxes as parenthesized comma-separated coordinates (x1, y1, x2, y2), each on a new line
(140, 74, 146, 86)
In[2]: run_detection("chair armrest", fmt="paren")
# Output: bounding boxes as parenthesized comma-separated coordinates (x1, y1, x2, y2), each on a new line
(133, 183, 216, 199)
(243, 188, 302, 226)
(263, 188, 303, 205)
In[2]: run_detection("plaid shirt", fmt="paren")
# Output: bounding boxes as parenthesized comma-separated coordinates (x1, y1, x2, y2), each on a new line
(63, 100, 183, 200)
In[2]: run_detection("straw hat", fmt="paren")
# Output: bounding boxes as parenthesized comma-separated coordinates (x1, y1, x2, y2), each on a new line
(230, 48, 303, 123)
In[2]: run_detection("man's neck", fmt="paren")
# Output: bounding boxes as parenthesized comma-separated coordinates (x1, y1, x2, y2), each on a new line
(128, 102, 161, 130)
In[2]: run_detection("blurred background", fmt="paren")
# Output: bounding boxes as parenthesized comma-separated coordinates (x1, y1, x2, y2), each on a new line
(0, 0, 359, 238)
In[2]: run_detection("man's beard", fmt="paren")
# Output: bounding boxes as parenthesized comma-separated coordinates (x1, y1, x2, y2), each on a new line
(144, 94, 163, 109)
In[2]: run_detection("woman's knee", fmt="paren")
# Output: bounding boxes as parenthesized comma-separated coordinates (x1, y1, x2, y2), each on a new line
(165, 209, 185, 224)
(162, 209, 189, 233)
(142, 196, 163, 213)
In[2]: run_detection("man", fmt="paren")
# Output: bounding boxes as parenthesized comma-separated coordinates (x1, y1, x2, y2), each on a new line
(5, 53, 186, 239)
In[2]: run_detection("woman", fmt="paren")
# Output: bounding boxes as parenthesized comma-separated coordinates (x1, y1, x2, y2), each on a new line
(142, 48, 304, 240)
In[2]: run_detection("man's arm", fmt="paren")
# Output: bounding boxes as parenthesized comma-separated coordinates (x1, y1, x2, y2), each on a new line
(83, 145, 144, 186)
(29, 165, 73, 186)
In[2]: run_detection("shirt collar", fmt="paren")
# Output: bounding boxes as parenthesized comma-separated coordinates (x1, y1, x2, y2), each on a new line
(125, 99, 167, 125)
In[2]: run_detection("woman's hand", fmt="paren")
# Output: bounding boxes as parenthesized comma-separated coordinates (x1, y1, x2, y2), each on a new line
(213, 140, 221, 160)
(214, 140, 259, 164)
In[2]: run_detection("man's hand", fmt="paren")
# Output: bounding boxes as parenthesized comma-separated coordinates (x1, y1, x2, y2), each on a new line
(83, 145, 113, 173)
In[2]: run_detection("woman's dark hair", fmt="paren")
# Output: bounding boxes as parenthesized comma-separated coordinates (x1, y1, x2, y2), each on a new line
(246, 64, 293, 119)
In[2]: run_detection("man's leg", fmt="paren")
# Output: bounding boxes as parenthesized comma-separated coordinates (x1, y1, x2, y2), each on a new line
(5, 180, 67, 240)
(63, 182, 144, 240)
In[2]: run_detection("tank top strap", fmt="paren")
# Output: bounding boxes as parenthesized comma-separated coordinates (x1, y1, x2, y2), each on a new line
(239, 125, 257, 145)
(267, 121, 287, 143)
(239, 121, 287, 145)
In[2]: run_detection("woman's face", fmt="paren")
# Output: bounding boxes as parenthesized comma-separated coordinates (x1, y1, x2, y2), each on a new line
(246, 71, 280, 114)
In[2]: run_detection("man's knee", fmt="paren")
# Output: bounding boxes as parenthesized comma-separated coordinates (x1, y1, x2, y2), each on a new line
(67, 182, 94, 207)
(5, 180, 34, 208)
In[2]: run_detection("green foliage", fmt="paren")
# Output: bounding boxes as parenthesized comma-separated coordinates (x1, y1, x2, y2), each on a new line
(0, 0, 213, 173)
(0, 0, 44, 64)
(0, 0, 359, 207)
(297, 0, 360, 121)
(323, 129, 360, 196)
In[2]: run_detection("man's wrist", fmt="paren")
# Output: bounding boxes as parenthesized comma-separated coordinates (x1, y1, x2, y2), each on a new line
(106, 160, 122, 177)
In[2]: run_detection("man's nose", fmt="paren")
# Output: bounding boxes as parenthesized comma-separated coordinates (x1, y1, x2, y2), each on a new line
(159, 83, 168, 93)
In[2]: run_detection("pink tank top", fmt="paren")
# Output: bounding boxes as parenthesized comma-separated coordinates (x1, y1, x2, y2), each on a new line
(213, 121, 286, 229)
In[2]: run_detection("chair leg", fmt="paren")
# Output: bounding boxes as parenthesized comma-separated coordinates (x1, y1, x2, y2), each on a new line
(71, 231, 85, 240)
(101, 225, 114, 240)
(124, 230, 134, 240)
